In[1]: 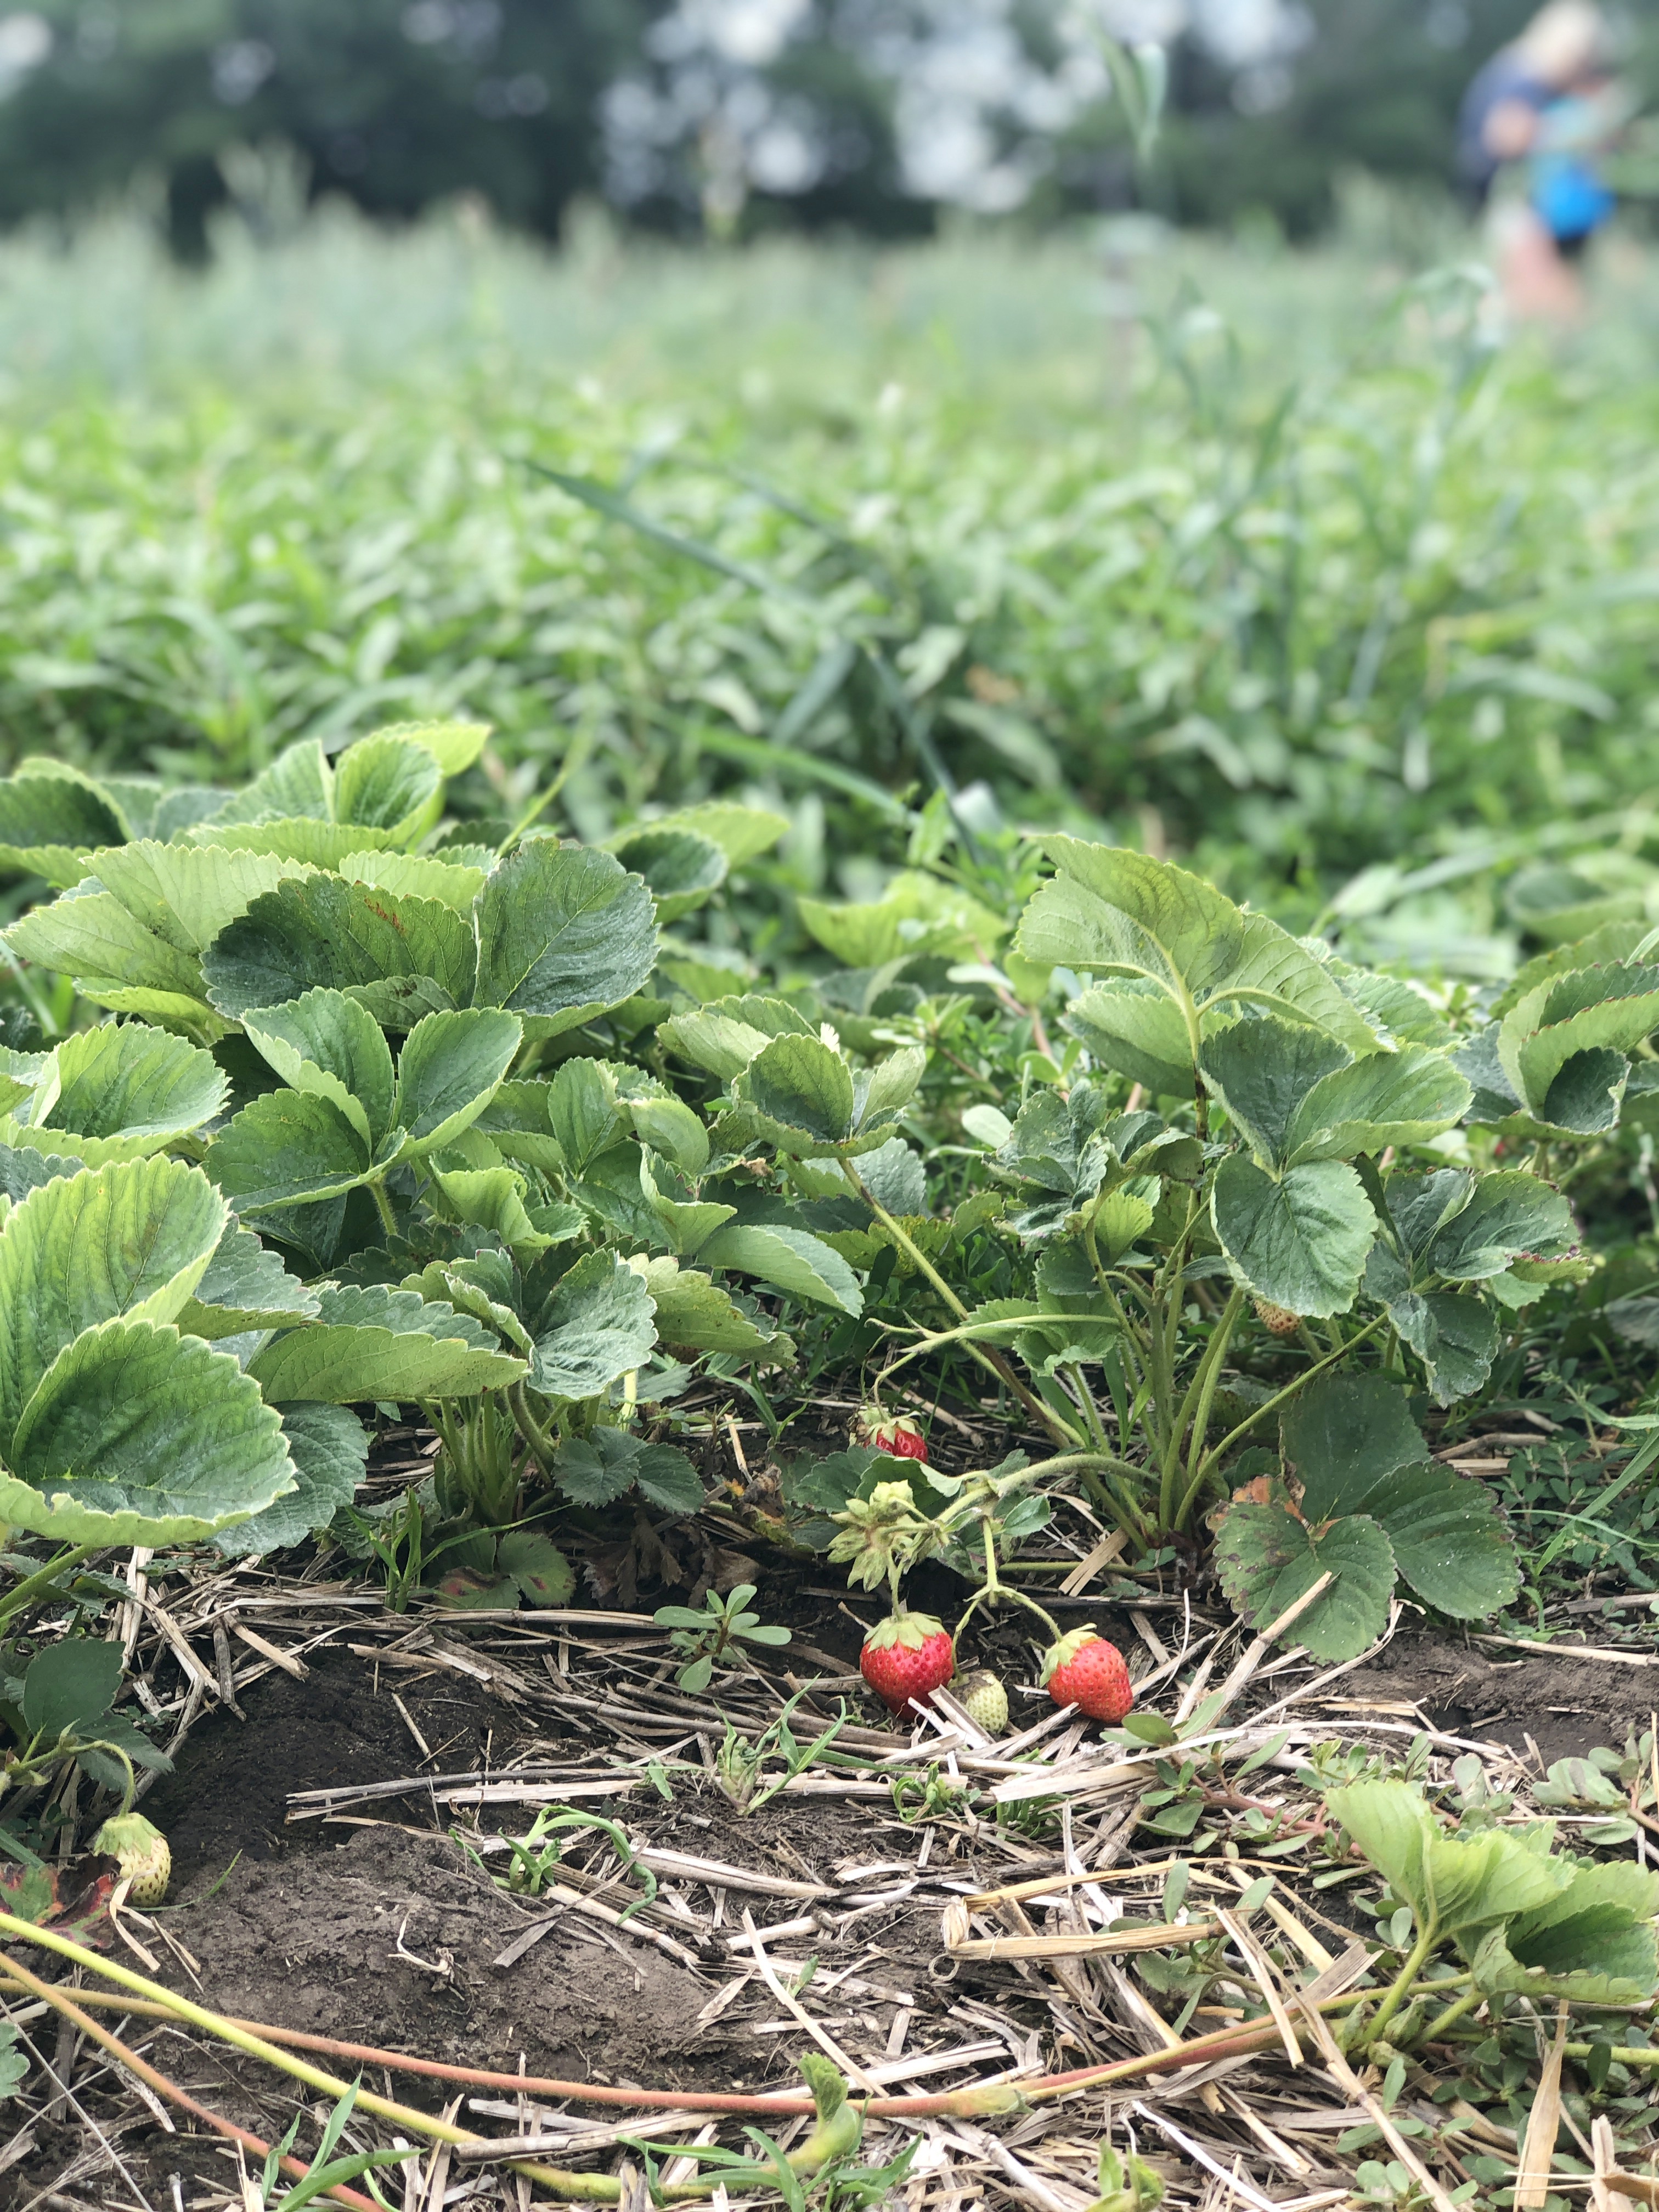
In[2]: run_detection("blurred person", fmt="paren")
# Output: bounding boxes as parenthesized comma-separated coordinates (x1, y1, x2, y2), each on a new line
(1457, 2, 1624, 320)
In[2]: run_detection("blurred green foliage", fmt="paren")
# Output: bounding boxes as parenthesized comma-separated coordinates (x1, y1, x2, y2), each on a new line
(0, 211, 1656, 935)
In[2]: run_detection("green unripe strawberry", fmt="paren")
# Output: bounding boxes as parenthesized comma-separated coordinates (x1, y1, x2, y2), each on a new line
(955, 1668, 1009, 1737)
(94, 1812, 170, 1905)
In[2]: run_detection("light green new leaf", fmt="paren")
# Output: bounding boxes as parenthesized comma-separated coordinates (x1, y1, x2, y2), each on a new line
(84, 842, 317, 955)
(627, 1092, 709, 1177)
(249, 1283, 526, 1402)
(243, 989, 396, 1149)
(5, 1023, 226, 1164)
(1022, 843, 1377, 1087)
(1210, 1154, 1376, 1316)
(339, 849, 487, 911)
(1213, 1506, 1396, 1662)
(375, 717, 490, 777)
(697, 1221, 863, 1315)
(202, 876, 477, 1027)
(641, 1257, 787, 1356)
(192, 817, 402, 870)
(547, 1057, 624, 1175)
(853, 1045, 926, 1135)
(472, 842, 657, 1041)
(7, 887, 204, 1000)
(799, 869, 1008, 967)
(214, 1403, 370, 1558)
(657, 994, 816, 1081)
(332, 733, 442, 844)
(532, 1251, 658, 1400)
(0, 770, 127, 885)
(0, 1317, 294, 1546)
(392, 1008, 522, 1152)
(0, 1156, 227, 1451)
(212, 737, 330, 824)
(204, 1090, 371, 1211)
(1328, 1779, 1569, 1942)
(427, 1165, 553, 1254)
(622, 801, 787, 868)
(179, 1223, 321, 1340)
(1063, 981, 1198, 1097)
(1492, 1861, 1659, 2002)
(732, 1034, 855, 1151)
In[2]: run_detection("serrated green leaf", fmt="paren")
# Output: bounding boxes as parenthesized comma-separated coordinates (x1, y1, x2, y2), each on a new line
(1500, 962, 1659, 1116)
(608, 827, 727, 923)
(697, 1221, 862, 1314)
(180, 1223, 321, 1339)
(497, 1528, 575, 1605)
(0, 772, 127, 884)
(338, 849, 487, 911)
(472, 841, 657, 1041)
(215, 1403, 370, 1557)
(732, 1034, 855, 1151)
(1, 1317, 295, 1545)
(212, 737, 330, 825)
(243, 989, 396, 1149)
(657, 994, 817, 1080)
(1063, 980, 1198, 1096)
(204, 1088, 372, 1211)
(1201, 1018, 1351, 1166)
(1328, 1778, 1570, 1941)
(391, 1008, 521, 1153)
(1213, 1503, 1395, 1661)
(1211, 1154, 1375, 1317)
(641, 1256, 784, 1355)
(332, 734, 442, 843)
(8, 1023, 226, 1165)
(1425, 1171, 1577, 1279)
(249, 1282, 526, 1402)
(83, 842, 318, 955)
(532, 1251, 658, 1399)
(0, 1156, 227, 1452)
(619, 802, 787, 869)
(1283, 1045, 1471, 1165)
(8, 887, 204, 999)
(202, 876, 476, 1027)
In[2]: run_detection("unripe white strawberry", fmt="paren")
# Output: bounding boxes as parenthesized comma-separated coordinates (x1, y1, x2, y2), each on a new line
(955, 1668, 1009, 1737)
(94, 1813, 170, 1905)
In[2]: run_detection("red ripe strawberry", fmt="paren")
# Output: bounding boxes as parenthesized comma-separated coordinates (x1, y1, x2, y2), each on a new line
(860, 1612, 954, 1715)
(1042, 1629, 1134, 1723)
(855, 1409, 929, 1463)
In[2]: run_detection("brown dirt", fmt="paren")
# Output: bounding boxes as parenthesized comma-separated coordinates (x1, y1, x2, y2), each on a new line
(1342, 1619, 1659, 1767)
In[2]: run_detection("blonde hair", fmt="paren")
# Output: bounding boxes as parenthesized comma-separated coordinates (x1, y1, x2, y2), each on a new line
(1516, 1, 1609, 84)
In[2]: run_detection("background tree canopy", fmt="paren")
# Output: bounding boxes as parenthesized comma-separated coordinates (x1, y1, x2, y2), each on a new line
(0, 0, 1651, 250)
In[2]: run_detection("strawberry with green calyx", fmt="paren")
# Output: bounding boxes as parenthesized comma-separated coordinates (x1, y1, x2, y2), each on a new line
(855, 1408, 929, 1462)
(1042, 1628, 1134, 1723)
(954, 1667, 1009, 1737)
(860, 1611, 955, 1715)
(94, 1812, 170, 1905)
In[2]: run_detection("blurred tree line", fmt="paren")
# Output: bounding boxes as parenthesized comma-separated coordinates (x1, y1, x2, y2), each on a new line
(0, 0, 1652, 253)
